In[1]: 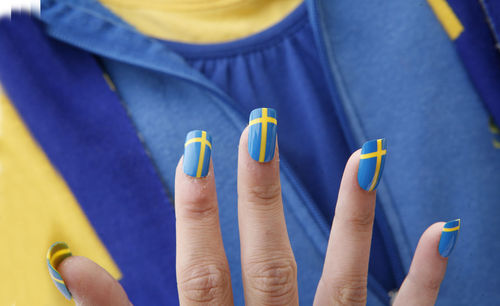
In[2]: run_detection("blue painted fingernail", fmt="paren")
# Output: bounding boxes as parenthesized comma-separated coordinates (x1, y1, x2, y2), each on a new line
(439, 219, 460, 257)
(47, 242, 72, 300)
(248, 108, 277, 163)
(183, 130, 213, 178)
(358, 138, 387, 191)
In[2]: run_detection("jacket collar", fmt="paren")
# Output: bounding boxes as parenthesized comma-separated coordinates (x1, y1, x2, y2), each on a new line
(40, 0, 233, 105)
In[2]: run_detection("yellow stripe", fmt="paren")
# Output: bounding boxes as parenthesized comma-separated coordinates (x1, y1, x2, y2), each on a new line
(368, 139, 383, 191)
(49, 249, 71, 268)
(50, 275, 66, 285)
(259, 108, 268, 162)
(360, 150, 387, 159)
(249, 116, 277, 126)
(196, 131, 207, 177)
(185, 137, 212, 149)
(427, 0, 464, 40)
(48, 268, 65, 284)
(443, 226, 460, 232)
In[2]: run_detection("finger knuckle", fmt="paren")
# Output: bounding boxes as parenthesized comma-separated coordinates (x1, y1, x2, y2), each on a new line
(178, 190, 218, 221)
(408, 272, 442, 293)
(179, 263, 231, 303)
(325, 276, 367, 306)
(246, 257, 298, 305)
(245, 183, 282, 209)
(422, 278, 442, 292)
(345, 209, 375, 234)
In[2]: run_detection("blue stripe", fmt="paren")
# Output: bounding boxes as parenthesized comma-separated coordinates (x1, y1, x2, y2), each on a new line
(0, 15, 178, 305)
(54, 281, 72, 300)
(47, 260, 72, 299)
(48, 264, 63, 281)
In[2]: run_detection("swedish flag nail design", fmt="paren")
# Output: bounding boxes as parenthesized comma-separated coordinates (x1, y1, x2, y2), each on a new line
(248, 108, 277, 163)
(183, 130, 212, 178)
(47, 242, 72, 300)
(439, 219, 460, 257)
(358, 138, 387, 191)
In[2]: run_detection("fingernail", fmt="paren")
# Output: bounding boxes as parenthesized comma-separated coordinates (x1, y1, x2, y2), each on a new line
(183, 130, 213, 178)
(47, 242, 72, 300)
(248, 108, 277, 162)
(358, 138, 387, 191)
(439, 219, 460, 257)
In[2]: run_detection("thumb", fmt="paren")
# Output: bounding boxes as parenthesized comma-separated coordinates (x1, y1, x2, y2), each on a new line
(47, 242, 131, 306)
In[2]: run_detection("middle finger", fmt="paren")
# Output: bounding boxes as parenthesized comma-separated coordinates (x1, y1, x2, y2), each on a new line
(237, 108, 299, 306)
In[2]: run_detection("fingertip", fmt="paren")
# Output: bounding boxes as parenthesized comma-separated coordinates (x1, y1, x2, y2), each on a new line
(407, 222, 449, 282)
(238, 125, 249, 148)
(58, 256, 130, 306)
(342, 149, 365, 192)
(335, 148, 374, 214)
(393, 222, 449, 306)
(416, 222, 448, 261)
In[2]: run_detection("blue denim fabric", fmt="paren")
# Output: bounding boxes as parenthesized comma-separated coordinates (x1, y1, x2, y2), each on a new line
(309, 0, 500, 304)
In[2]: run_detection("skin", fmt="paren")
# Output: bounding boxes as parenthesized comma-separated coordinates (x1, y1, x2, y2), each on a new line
(56, 127, 449, 305)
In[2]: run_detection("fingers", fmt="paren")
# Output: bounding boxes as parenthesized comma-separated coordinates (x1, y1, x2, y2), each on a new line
(237, 109, 299, 306)
(175, 130, 233, 305)
(393, 221, 459, 306)
(47, 242, 131, 306)
(314, 139, 386, 306)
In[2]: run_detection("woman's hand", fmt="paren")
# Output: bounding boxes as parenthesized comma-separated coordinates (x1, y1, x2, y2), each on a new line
(47, 109, 458, 305)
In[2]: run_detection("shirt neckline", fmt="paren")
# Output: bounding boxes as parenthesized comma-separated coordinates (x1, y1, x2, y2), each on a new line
(159, 3, 308, 60)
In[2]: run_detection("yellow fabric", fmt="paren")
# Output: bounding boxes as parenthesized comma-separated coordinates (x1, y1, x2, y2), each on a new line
(427, 0, 464, 40)
(0, 91, 121, 305)
(99, 0, 303, 43)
